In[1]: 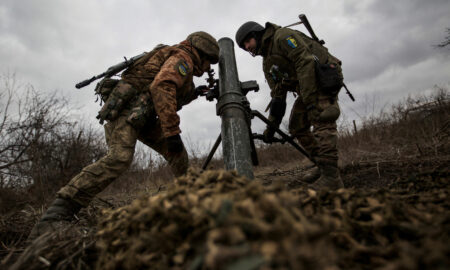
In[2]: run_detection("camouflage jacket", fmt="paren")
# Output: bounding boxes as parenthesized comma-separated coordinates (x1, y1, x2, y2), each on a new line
(258, 22, 342, 106)
(121, 42, 202, 137)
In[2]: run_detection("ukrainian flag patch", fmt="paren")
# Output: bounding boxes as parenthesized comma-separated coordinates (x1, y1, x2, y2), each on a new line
(286, 35, 298, 48)
(177, 60, 189, 76)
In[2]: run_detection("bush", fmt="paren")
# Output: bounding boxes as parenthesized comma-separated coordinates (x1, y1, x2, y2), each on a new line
(0, 73, 107, 205)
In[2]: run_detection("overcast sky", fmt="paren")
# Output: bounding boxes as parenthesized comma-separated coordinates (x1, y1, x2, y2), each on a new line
(1, 0, 449, 155)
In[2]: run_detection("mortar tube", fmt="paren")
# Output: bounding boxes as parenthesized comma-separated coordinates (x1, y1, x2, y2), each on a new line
(216, 37, 254, 179)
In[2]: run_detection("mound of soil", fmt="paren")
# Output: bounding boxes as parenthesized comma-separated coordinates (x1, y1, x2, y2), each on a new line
(93, 169, 449, 270)
(6, 167, 449, 270)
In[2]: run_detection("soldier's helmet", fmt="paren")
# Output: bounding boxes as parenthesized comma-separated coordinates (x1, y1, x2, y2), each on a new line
(235, 21, 264, 49)
(187, 31, 219, 64)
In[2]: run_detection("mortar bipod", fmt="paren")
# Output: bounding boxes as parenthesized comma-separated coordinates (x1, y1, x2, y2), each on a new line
(202, 109, 316, 170)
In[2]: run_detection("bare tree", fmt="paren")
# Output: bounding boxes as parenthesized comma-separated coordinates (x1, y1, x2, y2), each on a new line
(0, 73, 106, 201)
(434, 28, 450, 48)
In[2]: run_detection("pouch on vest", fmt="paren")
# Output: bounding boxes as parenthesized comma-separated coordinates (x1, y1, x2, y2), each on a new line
(96, 81, 138, 124)
(126, 91, 156, 129)
(94, 77, 120, 103)
(317, 96, 340, 122)
(315, 62, 343, 96)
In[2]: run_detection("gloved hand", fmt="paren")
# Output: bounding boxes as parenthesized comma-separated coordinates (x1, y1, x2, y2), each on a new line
(262, 127, 276, 143)
(167, 134, 184, 154)
(195, 85, 209, 97)
(262, 111, 282, 143)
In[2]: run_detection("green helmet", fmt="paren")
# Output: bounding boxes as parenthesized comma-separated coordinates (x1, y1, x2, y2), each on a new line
(235, 21, 264, 49)
(187, 31, 219, 64)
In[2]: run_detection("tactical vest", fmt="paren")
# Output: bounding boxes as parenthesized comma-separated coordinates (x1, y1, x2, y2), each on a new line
(94, 45, 168, 126)
(121, 44, 169, 90)
(262, 24, 342, 95)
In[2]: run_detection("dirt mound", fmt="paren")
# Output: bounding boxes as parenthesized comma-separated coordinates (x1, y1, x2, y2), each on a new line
(94, 169, 449, 270)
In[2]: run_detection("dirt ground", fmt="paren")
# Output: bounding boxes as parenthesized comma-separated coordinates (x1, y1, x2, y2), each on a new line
(2, 154, 448, 270)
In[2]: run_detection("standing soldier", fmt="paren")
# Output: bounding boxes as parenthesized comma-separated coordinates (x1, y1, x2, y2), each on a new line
(235, 21, 344, 189)
(29, 31, 219, 238)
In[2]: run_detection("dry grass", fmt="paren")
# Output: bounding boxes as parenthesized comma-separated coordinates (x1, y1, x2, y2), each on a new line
(338, 88, 449, 187)
(1, 87, 449, 269)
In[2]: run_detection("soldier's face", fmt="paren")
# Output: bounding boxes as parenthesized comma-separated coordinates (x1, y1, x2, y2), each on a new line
(243, 37, 257, 56)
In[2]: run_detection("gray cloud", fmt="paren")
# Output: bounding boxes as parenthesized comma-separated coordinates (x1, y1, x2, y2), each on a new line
(1, 0, 449, 155)
(336, 0, 450, 82)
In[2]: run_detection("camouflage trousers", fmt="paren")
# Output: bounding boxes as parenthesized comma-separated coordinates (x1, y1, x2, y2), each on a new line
(288, 94, 340, 167)
(57, 113, 188, 207)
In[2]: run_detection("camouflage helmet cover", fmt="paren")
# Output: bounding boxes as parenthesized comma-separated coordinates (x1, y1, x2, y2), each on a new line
(187, 31, 219, 64)
(235, 21, 264, 49)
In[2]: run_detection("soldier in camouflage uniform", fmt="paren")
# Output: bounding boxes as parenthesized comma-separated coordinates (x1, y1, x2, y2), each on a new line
(29, 31, 220, 239)
(235, 22, 344, 190)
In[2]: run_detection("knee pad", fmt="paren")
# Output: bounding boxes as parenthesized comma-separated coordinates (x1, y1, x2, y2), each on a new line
(319, 103, 340, 122)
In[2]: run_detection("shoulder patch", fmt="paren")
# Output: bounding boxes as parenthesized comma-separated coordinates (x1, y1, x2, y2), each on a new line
(285, 35, 298, 48)
(176, 60, 189, 76)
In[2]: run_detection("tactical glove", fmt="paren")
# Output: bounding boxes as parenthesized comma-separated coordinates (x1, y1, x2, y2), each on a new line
(167, 134, 184, 154)
(263, 113, 282, 143)
(261, 97, 286, 143)
(194, 85, 209, 97)
(262, 127, 276, 143)
(269, 97, 286, 122)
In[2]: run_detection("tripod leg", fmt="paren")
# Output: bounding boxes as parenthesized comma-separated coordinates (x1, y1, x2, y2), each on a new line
(251, 110, 316, 165)
(201, 134, 222, 170)
(249, 128, 259, 166)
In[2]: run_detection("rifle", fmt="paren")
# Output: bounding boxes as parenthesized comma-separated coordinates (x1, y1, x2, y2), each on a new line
(75, 52, 147, 89)
(286, 14, 355, 101)
(285, 14, 324, 45)
(201, 69, 220, 101)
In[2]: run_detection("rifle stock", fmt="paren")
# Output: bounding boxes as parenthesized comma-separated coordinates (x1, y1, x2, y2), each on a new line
(297, 14, 355, 101)
(299, 14, 325, 45)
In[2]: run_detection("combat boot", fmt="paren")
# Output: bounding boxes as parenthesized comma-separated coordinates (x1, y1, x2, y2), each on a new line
(28, 197, 82, 241)
(309, 165, 344, 190)
(300, 166, 321, 183)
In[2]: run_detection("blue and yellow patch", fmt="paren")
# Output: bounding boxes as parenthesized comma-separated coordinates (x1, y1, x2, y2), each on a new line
(177, 60, 189, 76)
(285, 35, 298, 48)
